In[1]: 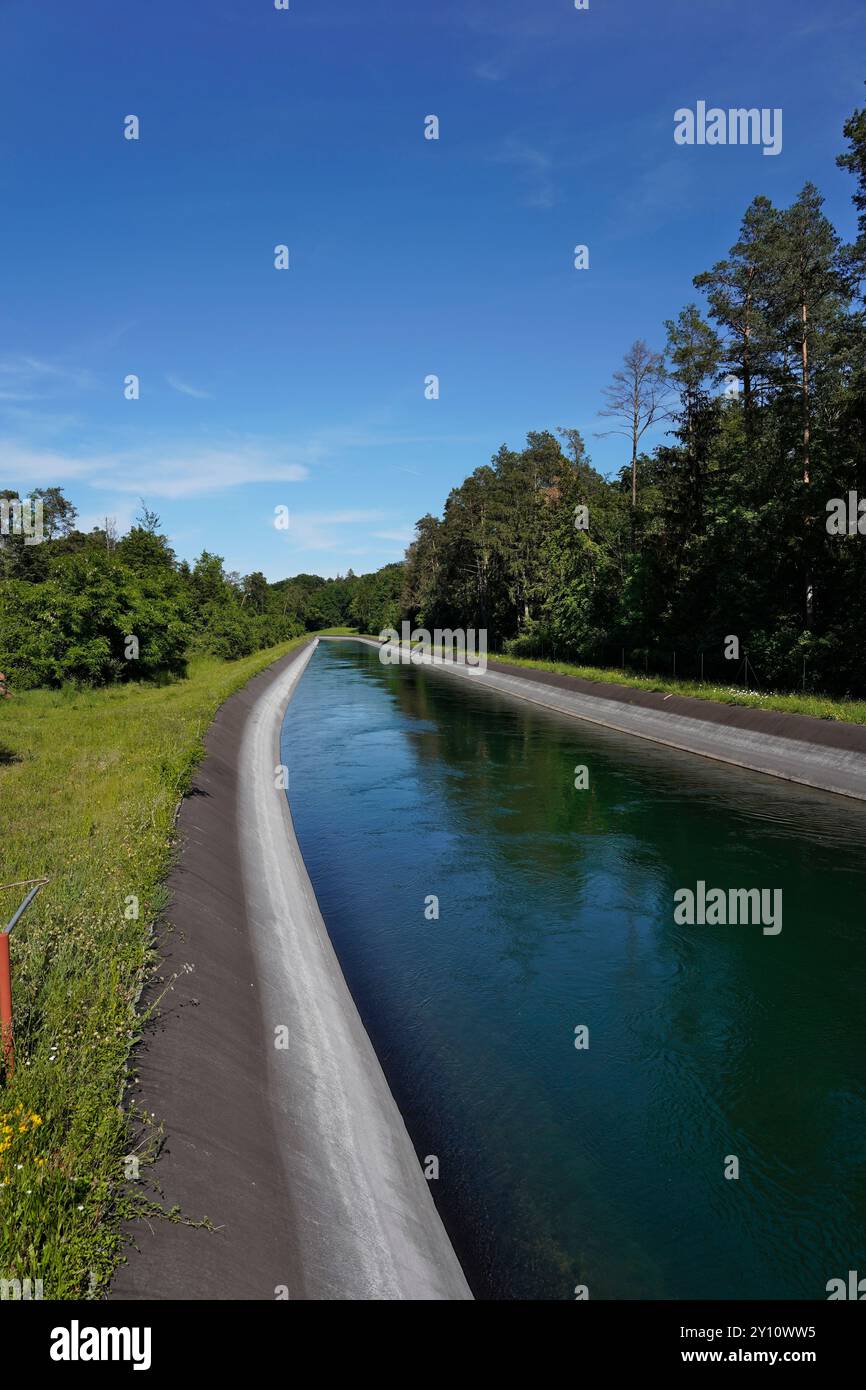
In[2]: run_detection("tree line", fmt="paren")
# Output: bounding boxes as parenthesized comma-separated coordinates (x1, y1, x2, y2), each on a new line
(0, 491, 402, 688)
(400, 93, 866, 696)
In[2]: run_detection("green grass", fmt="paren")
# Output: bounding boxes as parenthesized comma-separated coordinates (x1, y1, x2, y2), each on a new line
(491, 653, 866, 725)
(0, 637, 309, 1298)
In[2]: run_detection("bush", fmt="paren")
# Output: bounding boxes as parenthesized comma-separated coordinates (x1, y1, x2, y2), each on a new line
(0, 552, 190, 688)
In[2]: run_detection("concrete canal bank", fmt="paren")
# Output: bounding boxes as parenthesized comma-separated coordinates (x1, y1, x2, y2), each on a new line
(364, 638, 866, 802)
(113, 632, 866, 1301)
(112, 637, 471, 1301)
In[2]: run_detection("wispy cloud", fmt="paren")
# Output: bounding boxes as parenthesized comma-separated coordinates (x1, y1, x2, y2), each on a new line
(0, 438, 314, 499)
(0, 405, 86, 437)
(495, 137, 557, 209)
(306, 510, 387, 524)
(0, 356, 93, 402)
(475, 55, 509, 82)
(790, 10, 866, 39)
(123, 446, 310, 498)
(1, 441, 98, 485)
(449, 0, 567, 42)
(287, 509, 387, 552)
(166, 374, 213, 400)
(75, 500, 139, 537)
(310, 423, 486, 451)
(609, 155, 694, 237)
(373, 527, 415, 544)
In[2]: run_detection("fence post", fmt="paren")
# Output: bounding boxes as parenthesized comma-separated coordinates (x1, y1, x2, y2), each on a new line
(1, 879, 50, 1083)
(0, 933, 12, 1078)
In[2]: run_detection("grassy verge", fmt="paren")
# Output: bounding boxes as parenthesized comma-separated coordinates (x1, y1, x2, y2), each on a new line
(491, 653, 866, 725)
(0, 636, 309, 1298)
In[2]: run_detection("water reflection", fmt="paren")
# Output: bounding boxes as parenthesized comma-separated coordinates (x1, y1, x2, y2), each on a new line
(283, 640, 866, 1300)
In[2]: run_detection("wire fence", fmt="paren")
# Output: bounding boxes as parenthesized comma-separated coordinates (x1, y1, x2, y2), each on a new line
(502, 641, 814, 695)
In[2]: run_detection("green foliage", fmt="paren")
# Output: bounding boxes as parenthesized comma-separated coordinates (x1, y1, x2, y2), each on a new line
(0, 502, 399, 688)
(0, 551, 190, 688)
(349, 563, 403, 634)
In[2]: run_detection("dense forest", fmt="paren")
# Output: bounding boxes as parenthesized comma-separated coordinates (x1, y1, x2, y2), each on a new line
(2, 94, 865, 696)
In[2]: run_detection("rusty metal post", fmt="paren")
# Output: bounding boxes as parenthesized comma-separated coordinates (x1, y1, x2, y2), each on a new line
(0, 879, 49, 1082)
(0, 931, 12, 1077)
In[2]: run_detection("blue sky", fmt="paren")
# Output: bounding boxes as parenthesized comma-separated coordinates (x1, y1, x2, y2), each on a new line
(1, 0, 864, 579)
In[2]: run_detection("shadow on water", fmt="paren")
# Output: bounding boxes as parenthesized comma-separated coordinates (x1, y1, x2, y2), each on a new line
(284, 640, 866, 1300)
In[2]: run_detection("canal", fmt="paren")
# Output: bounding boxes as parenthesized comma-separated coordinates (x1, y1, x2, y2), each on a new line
(282, 639, 866, 1300)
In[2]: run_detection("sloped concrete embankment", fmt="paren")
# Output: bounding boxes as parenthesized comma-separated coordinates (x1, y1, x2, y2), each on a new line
(366, 639, 866, 802)
(113, 638, 471, 1301)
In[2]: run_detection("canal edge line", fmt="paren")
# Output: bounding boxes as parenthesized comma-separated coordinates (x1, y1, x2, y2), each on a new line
(355, 638, 866, 802)
(238, 638, 472, 1300)
(112, 636, 472, 1301)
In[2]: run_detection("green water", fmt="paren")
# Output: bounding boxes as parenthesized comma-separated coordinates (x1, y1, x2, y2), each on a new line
(283, 640, 866, 1300)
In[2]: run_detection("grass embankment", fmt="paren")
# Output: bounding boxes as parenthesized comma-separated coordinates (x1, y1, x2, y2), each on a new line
(491, 654, 866, 725)
(0, 636, 309, 1298)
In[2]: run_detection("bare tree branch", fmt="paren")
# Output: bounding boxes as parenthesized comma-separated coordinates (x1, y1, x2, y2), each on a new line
(595, 339, 671, 505)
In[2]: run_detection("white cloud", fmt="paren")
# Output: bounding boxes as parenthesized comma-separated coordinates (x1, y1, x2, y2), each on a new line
(0, 438, 313, 499)
(166, 374, 213, 400)
(0, 440, 100, 484)
(610, 156, 693, 237)
(495, 138, 557, 209)
(120, 447, 310, 498)
(300, 510, 387, 525)
(287, 509, 387, 552)
(76, 500, 139, 537)
(475, 56, 509, 81)
(0, 356, 94, 402)
(373, 527, 415, 544)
